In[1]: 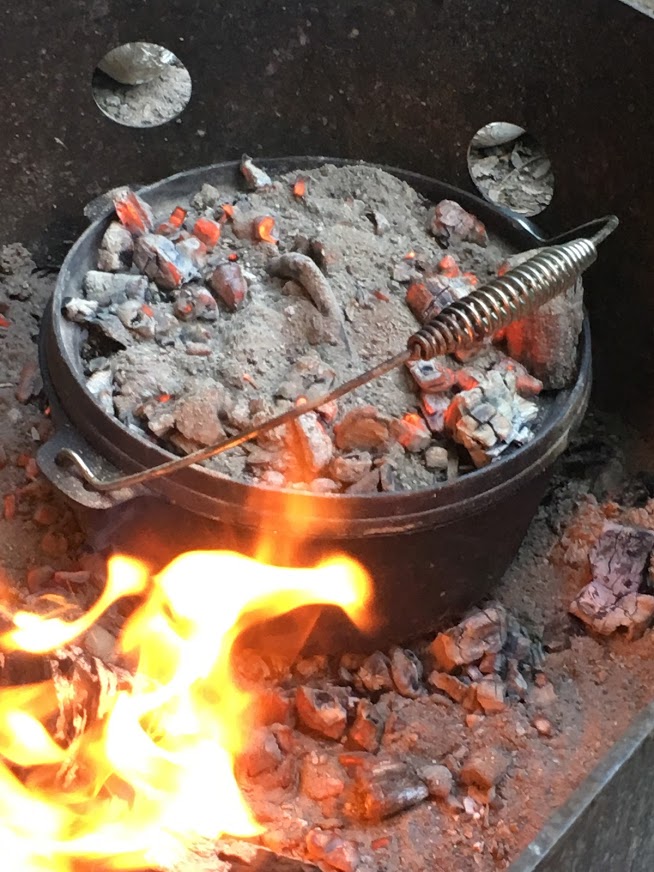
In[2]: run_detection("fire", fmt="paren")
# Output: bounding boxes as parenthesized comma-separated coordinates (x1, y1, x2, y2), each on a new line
(0, 549, 371, 870)
(253, 216, 278, 244)
(292, 178, 307, 198)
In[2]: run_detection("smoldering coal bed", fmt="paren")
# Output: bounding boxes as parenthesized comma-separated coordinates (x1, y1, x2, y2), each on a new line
(38, 157, 591, 649)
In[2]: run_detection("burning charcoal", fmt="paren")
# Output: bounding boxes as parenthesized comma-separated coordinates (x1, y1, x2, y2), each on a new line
(289, 411, 334, 476)
(570, 522, 654, 638)
(500, 248, 584, 389)
(268, 253, 347, 346)
(133, 233, 199, 290)
(300, 753, 346, 800)
(306, 829, 360, 872)
(390, 413, 432, 453)
(176, 235, 208, 267)
(428, 671, 469, 704)
(173, 285, 218, 321)
(97, 221, 134, 271)
(209, 262, 248, 311)
(116, 300, 156, 338)
(389, 646, 424, 698)
(174, 384, 226, 446)
(83, 270, 148, 306)
(192, 216, 222, 248)
(348, 699, 386, 753)
(407, 359, 455, 393)
(358, 651, 395, 693)
(330, 453, 373, 484)
(334, 406, 391, 452)
(405, 281, 435, 322)
(445, 370, 538, 467)
(430, 604, 508, 672)
(240, 154, 273, 190)
(420, 393, 450, 434)
(346, 757, 429, 821)
(460, 747, 510, 791)
(424, 445, 449, 471)
(429, 199, 488, 248)
(476, 675, 507, 713)
(86, 369, 113, 415)
(419, 763, 454, 799)
(296, 686, 348, 740)
(112, 188, 154, 236)
(62, 297, 99, 323)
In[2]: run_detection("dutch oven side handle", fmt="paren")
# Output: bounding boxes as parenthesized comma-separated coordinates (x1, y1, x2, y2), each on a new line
(37, 423, 144, 511)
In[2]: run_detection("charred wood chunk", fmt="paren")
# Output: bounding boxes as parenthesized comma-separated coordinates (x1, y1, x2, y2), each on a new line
(133, 233, 198, 290)
(445, 370, 538, 468)
(216, 840, 320, 872)
(357, 651, 394, 693)
(289, 411, 334, 477)
(419, 763, 454, 799)
(430, 604, 508, 672)
(98, 221, 134, 272)
(334, 407, 391, 453)
(346, 758, 429, 821)
(305, 828, 360, 872)
(240, 154, 273, 190)
(389, 646, 424, 698)
(347, 699, 385, 753)
(209, 263, 249, 311)
(112, 188, 154, 236)
(390, 414, 431, 454)
(570, 522, 654, 638)
(428, 199, 488, 248)
(406, 359, 455, 393)
(295, 686, 348, 741)
(83, 270, 148, 306)
(460, 747, 510, 792)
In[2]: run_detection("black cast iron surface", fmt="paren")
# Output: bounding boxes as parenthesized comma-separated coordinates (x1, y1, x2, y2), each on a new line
(1, 0, 653, 432)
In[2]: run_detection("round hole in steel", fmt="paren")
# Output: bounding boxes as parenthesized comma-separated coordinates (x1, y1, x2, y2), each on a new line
(467, 122, 554, 216)
(92, 42, 192, 129)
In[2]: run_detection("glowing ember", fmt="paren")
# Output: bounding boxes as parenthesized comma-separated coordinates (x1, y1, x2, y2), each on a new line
(293, 178, 307, 198)
(0, 550, 370, 870)
(253, 216, 278, 244)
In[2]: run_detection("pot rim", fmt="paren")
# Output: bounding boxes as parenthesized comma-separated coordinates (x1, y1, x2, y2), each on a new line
(41, 156, 591, 530)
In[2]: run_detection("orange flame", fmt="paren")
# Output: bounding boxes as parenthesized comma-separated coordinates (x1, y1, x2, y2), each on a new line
(253, 216, 278, 244)
(0, 548, 371, 870)
(292, 178, 307, 198)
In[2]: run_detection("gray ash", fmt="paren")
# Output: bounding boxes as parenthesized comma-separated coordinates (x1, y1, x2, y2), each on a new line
(62, 162, 583, 493)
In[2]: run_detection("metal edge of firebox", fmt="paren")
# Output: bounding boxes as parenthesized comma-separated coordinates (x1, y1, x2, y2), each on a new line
(510, 699, 654, 872)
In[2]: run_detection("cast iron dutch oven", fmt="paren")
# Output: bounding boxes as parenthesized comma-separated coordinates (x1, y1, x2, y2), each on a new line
(37, 158, 591, 649)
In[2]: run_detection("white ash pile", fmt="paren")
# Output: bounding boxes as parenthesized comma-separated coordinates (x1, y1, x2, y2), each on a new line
(224, 601, 556, 871)
(62, 160, 584, 493)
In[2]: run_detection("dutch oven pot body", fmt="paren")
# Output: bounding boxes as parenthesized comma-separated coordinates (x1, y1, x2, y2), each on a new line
(38, 158, 591, 650)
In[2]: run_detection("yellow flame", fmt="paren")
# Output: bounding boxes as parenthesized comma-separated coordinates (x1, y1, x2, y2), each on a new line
(0, 549, 371, 870)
